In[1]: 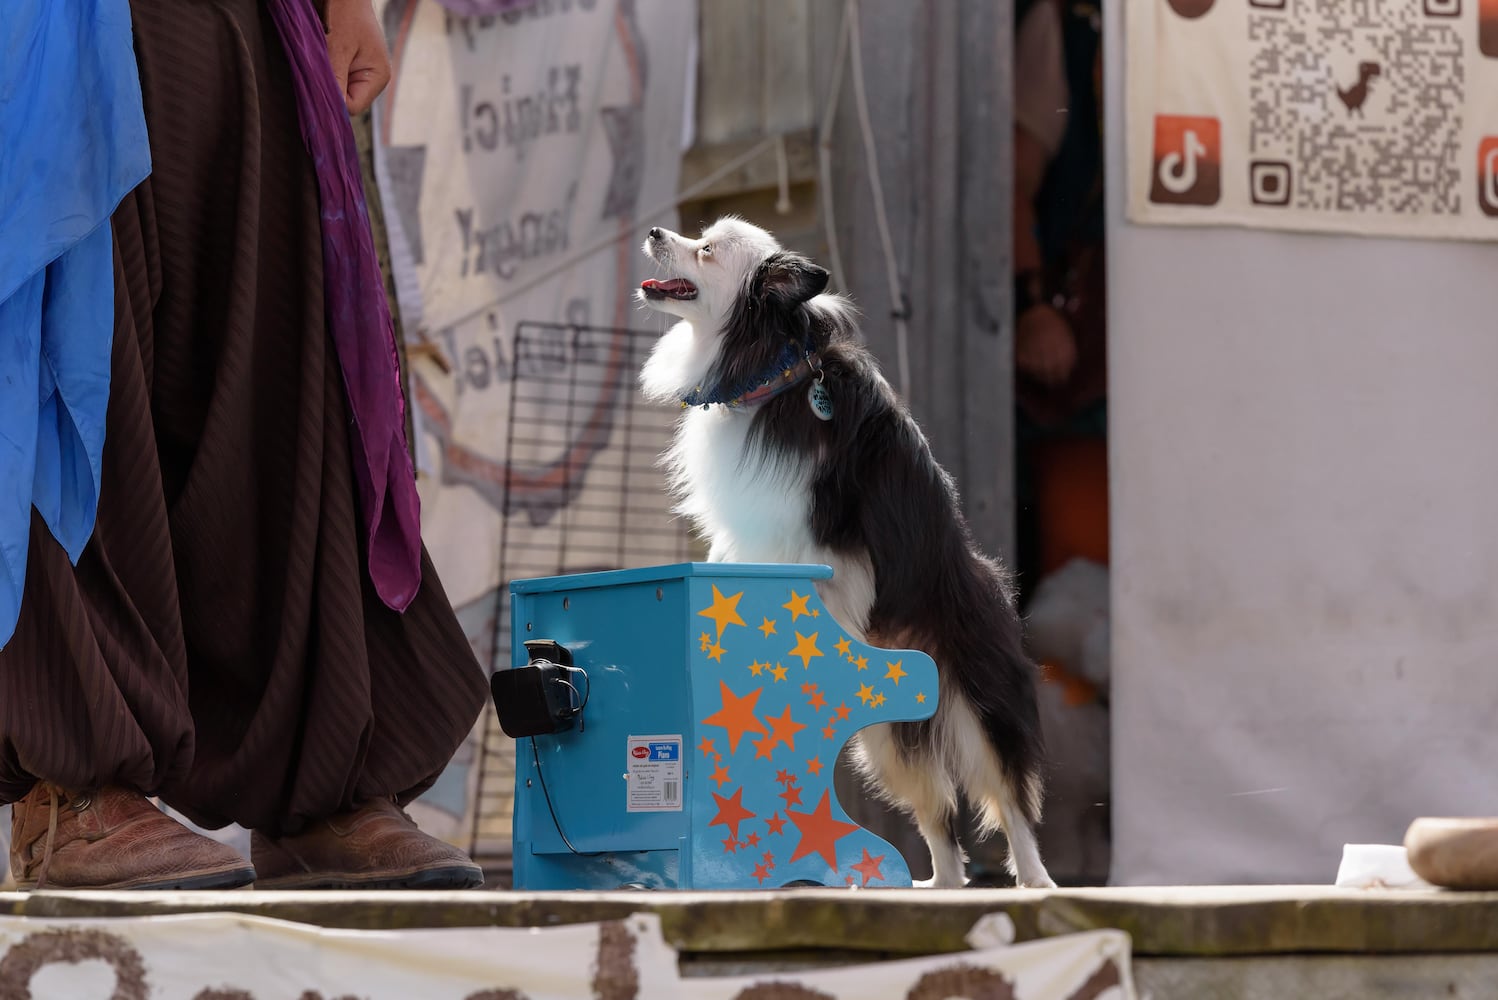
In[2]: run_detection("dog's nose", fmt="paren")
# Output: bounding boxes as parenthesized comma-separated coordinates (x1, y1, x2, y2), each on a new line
(648, 227, 664, 241)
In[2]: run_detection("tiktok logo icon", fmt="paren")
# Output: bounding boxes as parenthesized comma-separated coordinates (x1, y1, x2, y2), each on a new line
(1149, 115, 1222, 206)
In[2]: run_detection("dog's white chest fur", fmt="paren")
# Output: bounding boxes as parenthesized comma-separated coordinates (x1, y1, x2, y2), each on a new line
(669, 407, 876, 637)
(674, 407, 813, 560)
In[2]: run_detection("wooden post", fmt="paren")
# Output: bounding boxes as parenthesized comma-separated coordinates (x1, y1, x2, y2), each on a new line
(814, 0, 1016, 879)
(813, 0, 1013, 561)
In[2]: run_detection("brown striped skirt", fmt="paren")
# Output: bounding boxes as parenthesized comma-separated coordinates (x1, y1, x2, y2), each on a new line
(0, 0, 487, 836)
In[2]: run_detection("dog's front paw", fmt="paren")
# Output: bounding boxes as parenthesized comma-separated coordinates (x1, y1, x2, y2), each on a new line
(1017, 875, 1058, 890)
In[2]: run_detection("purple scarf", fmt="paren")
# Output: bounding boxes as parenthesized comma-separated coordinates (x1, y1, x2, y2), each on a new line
(266, 0, 421, 612)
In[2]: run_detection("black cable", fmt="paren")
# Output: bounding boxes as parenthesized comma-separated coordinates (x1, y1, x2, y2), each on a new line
(530, 734, 603, 856)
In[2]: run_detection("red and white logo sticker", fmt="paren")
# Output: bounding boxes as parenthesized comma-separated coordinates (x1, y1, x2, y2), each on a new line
(1479, 137, 1498, 217)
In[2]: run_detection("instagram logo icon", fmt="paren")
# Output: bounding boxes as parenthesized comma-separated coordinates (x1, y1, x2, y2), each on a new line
(1149, 115, 1222, 206)
(1480, 138, 1498, 217)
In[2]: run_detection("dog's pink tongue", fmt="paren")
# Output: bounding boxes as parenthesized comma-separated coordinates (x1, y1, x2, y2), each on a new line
(642, 278, 696, 297)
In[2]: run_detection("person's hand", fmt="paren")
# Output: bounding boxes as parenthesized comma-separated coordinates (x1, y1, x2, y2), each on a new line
(1015, 305, 1078, 386)
(326, 0, 391, 115)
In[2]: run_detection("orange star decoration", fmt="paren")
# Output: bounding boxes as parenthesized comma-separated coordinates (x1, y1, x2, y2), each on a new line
(701, 680, 768, 753)
(807, 690, 828, 713)
(835, 703, 851, 720)
(708, 786, 756, 840)
(872, 691, 886, 708)
(699, 632, 712, 651)
(778, 783, 804, 809)
(751, 862, 771, 884)
(782, 591, 814, 621)
(822, 724, 837, 740)
(758, 617, 777, 637)
(751, 734, 778, 761)
(698, 585, 747, 639)
(745, 832, 761, 847)
(706, 642, 726, 663)
(710, 763, 731, 788)
(775, 768, 796, 786)
(697, 737, 716, 758)
(884, 659, 907, 685)
(765, 813, 788, 836)
(787, 790, 860, 871)
(763, 850, 776, 867)
(723, 836, 740, 854)
(770, 662, 788, 682)
(762, 705, 809, 753)
(851, 848, 886, 886)
(852, 654, 869, 671)
(806, 755, 824, 777)
(747, 660, 765, 677)
(835, 636, 852, 657)
(915, 692, 927, 704)
(789, 632, 823, 670)
(856, 682, 875, 706)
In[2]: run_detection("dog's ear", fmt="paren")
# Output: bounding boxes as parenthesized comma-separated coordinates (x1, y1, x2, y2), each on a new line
(754, 252, 830, 307)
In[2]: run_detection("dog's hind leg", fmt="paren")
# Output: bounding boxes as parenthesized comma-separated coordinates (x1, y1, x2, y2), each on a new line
(945, 698, 1057, 889)
(852, 724, 968, 888)
(989, 787, 1054, 889)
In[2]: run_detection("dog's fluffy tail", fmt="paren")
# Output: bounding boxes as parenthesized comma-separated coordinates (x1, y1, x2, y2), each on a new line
(941, 691, 1045, 835)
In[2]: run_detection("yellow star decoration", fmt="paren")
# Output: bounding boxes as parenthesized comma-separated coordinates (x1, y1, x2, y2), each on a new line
(915, 692, 927, 704)
(852, 654, 869, 672)
(698, 585, 747, 639)
(872, 691, 886, 708)
(770, 662, 789, 682)
(789, 632, 823, 670)
(782, 591, 814, 621)
(699, 632, 711, 651)
(856, 682, 875, 706)
(884, 660, 907, 685)
(758, 617, 777, 638)
(747, 661, 765, 677)
(834, 636, 852, 657)
(707, 642, 726, 663)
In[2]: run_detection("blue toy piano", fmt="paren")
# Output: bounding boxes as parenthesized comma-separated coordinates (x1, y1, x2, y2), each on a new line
(497, 563, 938, 891)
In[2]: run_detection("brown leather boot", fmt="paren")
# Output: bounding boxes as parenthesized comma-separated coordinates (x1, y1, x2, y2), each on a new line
(9, 784, 256, 890)
(251, 797, 484, 889)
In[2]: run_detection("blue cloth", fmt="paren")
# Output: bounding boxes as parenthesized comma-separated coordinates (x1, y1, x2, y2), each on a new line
(0, 0, 150, 646)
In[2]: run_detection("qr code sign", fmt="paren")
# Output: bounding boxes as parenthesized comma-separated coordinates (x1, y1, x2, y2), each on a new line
(1247, 0, 1465, 215)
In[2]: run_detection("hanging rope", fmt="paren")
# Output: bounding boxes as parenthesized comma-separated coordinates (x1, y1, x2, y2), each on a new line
(844, 0, 913, 402)
(816, 0, 913, 402)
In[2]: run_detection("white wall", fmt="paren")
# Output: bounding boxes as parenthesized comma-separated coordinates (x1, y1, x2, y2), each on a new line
(1105, 0, 1498, 884)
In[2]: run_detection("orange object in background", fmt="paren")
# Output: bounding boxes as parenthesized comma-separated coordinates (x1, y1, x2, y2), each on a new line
(1031, 435, 1109, 576)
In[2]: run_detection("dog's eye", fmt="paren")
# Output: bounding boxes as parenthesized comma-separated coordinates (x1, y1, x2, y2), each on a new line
(699, 244, 712, 257)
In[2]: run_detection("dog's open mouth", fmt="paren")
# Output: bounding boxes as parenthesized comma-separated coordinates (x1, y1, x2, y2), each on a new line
(641, 278, 698, 301)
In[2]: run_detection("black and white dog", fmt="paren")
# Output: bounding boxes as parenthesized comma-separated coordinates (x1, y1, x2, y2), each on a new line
(638, 218, 1055, 889)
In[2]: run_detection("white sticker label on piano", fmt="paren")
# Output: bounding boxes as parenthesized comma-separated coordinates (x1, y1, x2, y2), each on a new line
(626, 734, 684, 812)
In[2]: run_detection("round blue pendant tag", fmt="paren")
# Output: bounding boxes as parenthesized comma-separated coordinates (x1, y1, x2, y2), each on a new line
(808, 382, 834, 421)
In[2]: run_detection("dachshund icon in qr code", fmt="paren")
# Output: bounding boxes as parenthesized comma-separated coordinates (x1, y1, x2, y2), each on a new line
(1335, 62, 1381, 116)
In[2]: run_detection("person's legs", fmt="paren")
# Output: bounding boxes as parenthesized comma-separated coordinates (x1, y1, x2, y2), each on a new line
(1, 0, 488, 889)
(1, 191, 256, 890)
